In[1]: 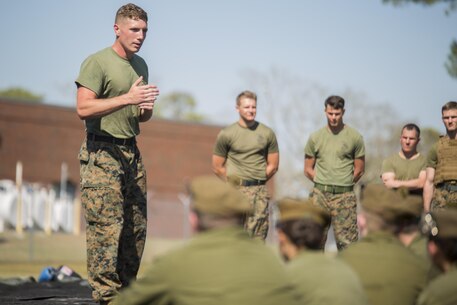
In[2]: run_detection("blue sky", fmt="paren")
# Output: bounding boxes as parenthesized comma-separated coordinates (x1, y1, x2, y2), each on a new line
(0, 0, 455, 131)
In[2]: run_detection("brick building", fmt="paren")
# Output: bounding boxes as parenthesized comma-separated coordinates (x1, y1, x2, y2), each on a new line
(0, 99, 225, 238)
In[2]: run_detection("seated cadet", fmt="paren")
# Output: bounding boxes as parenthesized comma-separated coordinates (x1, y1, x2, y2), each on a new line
(339, 184, 428, 305)
(113, 176, 300, 305)
(417, 209, 457, 305)
(276, 197, 369, 305)
(392, 188, 441, 280)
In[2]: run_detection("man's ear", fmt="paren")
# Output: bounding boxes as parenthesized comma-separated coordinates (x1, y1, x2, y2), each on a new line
(189, 210, 199, 232)
(113, 24, 120, 36)
(427, 240, 439, 257)
(357, 212, 368, 237)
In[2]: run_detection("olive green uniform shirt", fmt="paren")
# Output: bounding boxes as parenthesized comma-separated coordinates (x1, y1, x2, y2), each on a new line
(113, 226, 300, 305)
(287, 251, 369, 305)
(381, 153, 426, 180)
(305, 125, 365, 186)
(76, 47, 149, 138)
(417, 265, 457, 305)
(213, 122, 279, 180)
(339, 231, 427, 305)
(408, 234, 442, 281)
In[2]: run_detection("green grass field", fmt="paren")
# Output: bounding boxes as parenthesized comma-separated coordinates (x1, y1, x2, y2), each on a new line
(0, 230, 185, 280)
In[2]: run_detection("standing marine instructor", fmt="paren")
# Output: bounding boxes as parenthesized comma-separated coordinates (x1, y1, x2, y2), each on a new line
(75, 3, 159, 304)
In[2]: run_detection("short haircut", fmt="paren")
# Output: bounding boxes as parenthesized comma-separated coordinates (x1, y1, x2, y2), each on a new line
(236, 90, 257, 106)
(324, 95, 345, 110)
(402, 123, 421, 138)
(442, 101, 457, 113)
(276, 219, 324, 250)
(430, 236, 457, 263)
(115, 3, 148, 23)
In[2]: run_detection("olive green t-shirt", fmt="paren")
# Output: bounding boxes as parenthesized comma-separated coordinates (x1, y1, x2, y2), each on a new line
(304, 125, 365, 186)
(381, 153, 426, 180)
(287, 251, 369, 305)
(339, 231, 427, 305)
(417, 266, 457, 305)
(75, 47, 149, 138)
(113, 227, 301, 305)
(213, 122, 279, 181)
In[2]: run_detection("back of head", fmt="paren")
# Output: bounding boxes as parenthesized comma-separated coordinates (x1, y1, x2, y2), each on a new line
(360, 184, 423, 233)
(189, 176, 251, 230)
(276, 197, 330, 250)
(115, 3, 148, 23)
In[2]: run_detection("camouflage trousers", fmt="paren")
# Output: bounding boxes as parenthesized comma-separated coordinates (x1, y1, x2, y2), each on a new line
(78, 140, 147, 303)
(431, 186, 457, 210)
(311, 188, 358, 250)
(237, 185, 270, 241)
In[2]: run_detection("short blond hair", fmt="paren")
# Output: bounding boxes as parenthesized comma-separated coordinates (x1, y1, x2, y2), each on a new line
(236, 90, 257, 106)
(115, 3, 148, 23)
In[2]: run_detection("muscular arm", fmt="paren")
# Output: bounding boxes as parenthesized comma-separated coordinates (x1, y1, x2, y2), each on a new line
(266, 152, 279, 181)
(423, 167, 435, 212)
(212, 155, 227, 181)
(76, 76, 158, 120)
(304, 156, 316, 182)
(353, 157, 365, 183)
(381, 171, 426, 190)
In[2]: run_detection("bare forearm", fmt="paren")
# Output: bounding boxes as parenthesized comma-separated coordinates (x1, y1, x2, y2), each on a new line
(304, 168, 315, 181)
(266, 164, 278, 181)
(213, 166, 226, 180)
(212, 155, 227, 181)
(77, 94, 131, 120)
(353, 158, 365, 183)
(423, 180, 434, 212)
(304, 157, 316, 182)
(394, 178, 424, 189)
(77, 77, 159, 121)
(353, 169, 364, 183)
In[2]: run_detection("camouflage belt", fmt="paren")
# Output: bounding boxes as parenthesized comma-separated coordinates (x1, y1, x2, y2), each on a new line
(314, 183, 353, 194)
(87, 132, 136, 146)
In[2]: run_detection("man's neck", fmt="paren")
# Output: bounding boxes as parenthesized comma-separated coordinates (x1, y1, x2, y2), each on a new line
(447, 130, 457, 140)
(397, 231, 418, 247)
(238, 118, 256, 128)
(327, 123, 344, 134)
(400, 150, 419, 160)
(112, 42, 133, 60)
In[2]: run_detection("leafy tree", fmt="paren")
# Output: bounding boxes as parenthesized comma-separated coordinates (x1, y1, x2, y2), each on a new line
(382, 0, 457, 79)
(154, 92, 205, 122)
(445, 40, 457, 79)
(383, 0, 457, 14)
(0, 87, 43, 102)
(420, 127, 441, 152)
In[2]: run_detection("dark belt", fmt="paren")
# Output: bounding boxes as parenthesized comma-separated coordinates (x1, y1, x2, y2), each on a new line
(314, 183, 353, 194)
(408, 189, 423, 196)
(87, 133, 136, 146)
(437, 181, 457, 192)
(240, 179, 266, 186)
(227, 176, 266, 187)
